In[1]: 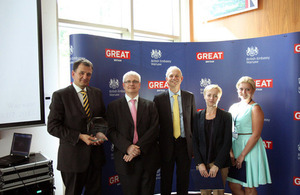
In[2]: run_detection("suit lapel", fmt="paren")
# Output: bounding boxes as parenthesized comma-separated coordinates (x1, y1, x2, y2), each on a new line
(86, 87, 96, 118)
(200, 109, 207, 160)
(162, 91, 174, 133)
(69, 85, 86, 117)
(136, 97, 144, 126)
(212, 108, 221, 143)
(181, 90, 186, 126)
(200, 109, 206, 140)
(120, 97, 134, 125)
(164, 91, 172, 119)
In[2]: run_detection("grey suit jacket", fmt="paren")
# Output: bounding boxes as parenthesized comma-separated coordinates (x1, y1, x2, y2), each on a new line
(47, 85, 106, 172)
(106, 96, 160, 175)
(153, 90, 196, 161)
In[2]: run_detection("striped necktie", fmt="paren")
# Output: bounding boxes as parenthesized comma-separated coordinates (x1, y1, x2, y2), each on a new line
(80, 91, 91, 120)
(173, 94, 180, 138)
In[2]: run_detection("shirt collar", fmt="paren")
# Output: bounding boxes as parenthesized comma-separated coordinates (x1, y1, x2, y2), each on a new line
(73, 83, 87, 93)
(125, 94, 139, 102)
(168, 88, 181, 98)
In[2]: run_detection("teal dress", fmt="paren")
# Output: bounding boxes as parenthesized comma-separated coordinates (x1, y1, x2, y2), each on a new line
(227, 103, 271, 188)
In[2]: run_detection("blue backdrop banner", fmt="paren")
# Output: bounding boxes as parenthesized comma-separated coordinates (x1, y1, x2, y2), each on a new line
(70, 32, 300, 194)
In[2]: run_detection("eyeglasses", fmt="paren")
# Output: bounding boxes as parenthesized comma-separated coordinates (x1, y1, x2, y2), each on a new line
(124, 80, 140, 84)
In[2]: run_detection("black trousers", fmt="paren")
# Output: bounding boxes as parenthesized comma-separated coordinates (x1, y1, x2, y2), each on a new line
(61, 157, 102, 195)
(118, 159, 157, 195)
(160, 137, 191, 195)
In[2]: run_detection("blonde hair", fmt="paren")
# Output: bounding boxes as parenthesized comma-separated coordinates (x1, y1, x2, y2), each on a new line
(203, 84, 222, 98)
(236, 76, 256, 91)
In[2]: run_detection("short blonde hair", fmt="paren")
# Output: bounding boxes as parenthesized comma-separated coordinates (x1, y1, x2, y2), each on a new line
(203, 84, 222, 98)
(236, 76, 256, 90)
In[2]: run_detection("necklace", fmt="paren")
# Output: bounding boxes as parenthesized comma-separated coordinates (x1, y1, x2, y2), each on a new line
(248, 98, 253, 104)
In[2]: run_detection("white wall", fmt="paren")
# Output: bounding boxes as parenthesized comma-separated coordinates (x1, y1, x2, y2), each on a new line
(0, 0, 63, 194)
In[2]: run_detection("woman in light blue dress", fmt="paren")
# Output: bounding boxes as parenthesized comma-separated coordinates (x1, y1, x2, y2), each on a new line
(227, 76, 271, 195)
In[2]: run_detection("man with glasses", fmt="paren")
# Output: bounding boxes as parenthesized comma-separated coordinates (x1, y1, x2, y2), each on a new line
(106, 71, 160, 195)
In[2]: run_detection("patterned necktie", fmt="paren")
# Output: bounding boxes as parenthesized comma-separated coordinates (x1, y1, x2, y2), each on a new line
(130, 99, 138, 144)
(80, 91, 91, 120)
(173, 94, 180, 138)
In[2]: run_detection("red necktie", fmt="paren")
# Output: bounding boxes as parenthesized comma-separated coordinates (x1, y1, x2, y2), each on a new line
(130, 99, 138, 144)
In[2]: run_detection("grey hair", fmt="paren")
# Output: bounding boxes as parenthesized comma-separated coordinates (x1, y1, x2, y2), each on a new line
(165, 66, 182, 77)
(123, 71, 141, 83)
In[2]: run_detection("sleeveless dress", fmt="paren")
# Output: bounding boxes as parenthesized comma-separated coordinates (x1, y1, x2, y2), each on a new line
(226, 103, 272, 188)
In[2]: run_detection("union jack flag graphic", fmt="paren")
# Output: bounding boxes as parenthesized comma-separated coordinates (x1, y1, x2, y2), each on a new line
(245, 0, 257, 8)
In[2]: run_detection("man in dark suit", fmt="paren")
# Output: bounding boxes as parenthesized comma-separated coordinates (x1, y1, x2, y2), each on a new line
(106, 71, 160, 195)
(47, 58, 107, 195)
(153, 66, 196, 195)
